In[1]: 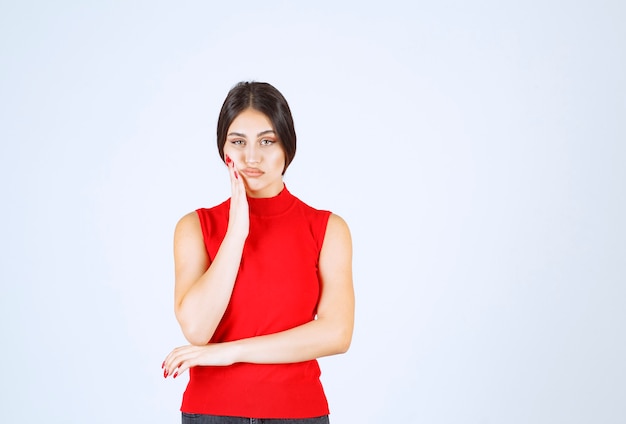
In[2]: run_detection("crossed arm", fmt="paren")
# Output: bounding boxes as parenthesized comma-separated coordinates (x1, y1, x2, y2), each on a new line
(162, 210, 354, 379)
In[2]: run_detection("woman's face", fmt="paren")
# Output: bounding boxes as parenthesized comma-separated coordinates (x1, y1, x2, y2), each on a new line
(223, 108, 286, 198)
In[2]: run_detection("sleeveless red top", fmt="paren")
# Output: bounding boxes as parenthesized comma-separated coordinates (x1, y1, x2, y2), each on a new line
(181, 186, 331, 418)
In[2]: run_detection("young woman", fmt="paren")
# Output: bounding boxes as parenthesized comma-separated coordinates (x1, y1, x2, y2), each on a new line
(162, 82, 355, 423)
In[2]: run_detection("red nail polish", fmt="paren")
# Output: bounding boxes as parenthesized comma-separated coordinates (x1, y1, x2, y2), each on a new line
(173, 372, 178, 379)
(225, 155, 232, 164)
(161, 361, 165, 369)
(234, 170, 239, 180)
(164, 370, 168, 378)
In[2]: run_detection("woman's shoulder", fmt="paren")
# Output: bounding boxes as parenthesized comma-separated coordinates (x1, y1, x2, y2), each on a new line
(291, 193, 331, 216)
(325, 213, 350, 237)
(175, 211, 202, 236)
(192, 198, 231, 223)
(289, 192, 350, 230)
(195, 197, 231, 214)
(176, 200, 224, 228)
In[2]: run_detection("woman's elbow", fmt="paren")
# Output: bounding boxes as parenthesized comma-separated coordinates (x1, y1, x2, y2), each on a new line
(339, 332, 353, 354)
(182, 326, 209, 346)
(331, 324, 353, 355)
(184, 331, 210, 346)
(176, 315, 212, 346)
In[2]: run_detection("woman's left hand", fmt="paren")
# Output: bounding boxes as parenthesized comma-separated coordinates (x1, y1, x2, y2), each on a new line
(162, 343, 235, 379)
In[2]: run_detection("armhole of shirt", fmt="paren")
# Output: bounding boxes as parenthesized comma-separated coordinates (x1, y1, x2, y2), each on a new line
(316, 210, 332, 254)
(195, 208, 211, 257)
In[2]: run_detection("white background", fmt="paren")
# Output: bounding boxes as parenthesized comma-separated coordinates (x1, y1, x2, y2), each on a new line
(1, 1, 625, 423)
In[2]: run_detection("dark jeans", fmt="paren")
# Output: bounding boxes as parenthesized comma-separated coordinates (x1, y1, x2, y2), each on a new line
(181, 413, 330, 424)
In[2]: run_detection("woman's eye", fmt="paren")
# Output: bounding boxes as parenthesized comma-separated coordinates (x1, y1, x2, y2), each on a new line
(230, 139, 245, 145)
(260, 139, 274, 146)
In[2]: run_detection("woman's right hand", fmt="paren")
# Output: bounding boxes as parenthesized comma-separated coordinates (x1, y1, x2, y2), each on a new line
(225, 154, 249, 241)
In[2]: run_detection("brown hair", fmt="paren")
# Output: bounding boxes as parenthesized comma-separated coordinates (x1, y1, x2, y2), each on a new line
(216, 81, 296, 174)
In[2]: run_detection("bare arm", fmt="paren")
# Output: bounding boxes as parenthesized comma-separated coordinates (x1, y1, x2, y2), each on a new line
(173, 213, 245, 345)
(163, 213, 355, 375)
(174, 158, 249, 345)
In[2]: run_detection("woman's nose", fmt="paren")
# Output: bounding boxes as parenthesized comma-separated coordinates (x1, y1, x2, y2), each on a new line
(245, 146, 260, 164)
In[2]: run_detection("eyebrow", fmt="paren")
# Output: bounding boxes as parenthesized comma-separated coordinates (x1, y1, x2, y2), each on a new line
(227, 130, 276, 138)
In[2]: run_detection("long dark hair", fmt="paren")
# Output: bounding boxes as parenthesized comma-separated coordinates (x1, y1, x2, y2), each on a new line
(216, 81, 296, 174)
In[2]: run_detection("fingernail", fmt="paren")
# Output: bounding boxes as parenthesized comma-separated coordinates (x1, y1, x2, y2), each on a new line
(225, 155, 232, 164)
(234, 170, 239, 180)
(161, 361, 165, 369)
(173, 372, 178, 379)
(164, 370, 168, 378)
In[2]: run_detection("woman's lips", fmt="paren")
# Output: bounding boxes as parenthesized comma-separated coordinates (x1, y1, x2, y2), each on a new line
(241, 167, 264, 177)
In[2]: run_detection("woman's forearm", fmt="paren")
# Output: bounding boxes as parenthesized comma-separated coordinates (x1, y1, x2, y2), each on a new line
(162, 315, 353, 378)
(175, 156, 250, 346)
(228, 315, 353, 364)
(175, 231, 245, 345)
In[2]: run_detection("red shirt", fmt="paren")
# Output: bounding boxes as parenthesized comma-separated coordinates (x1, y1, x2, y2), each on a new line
(181, 186, 331, 418)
